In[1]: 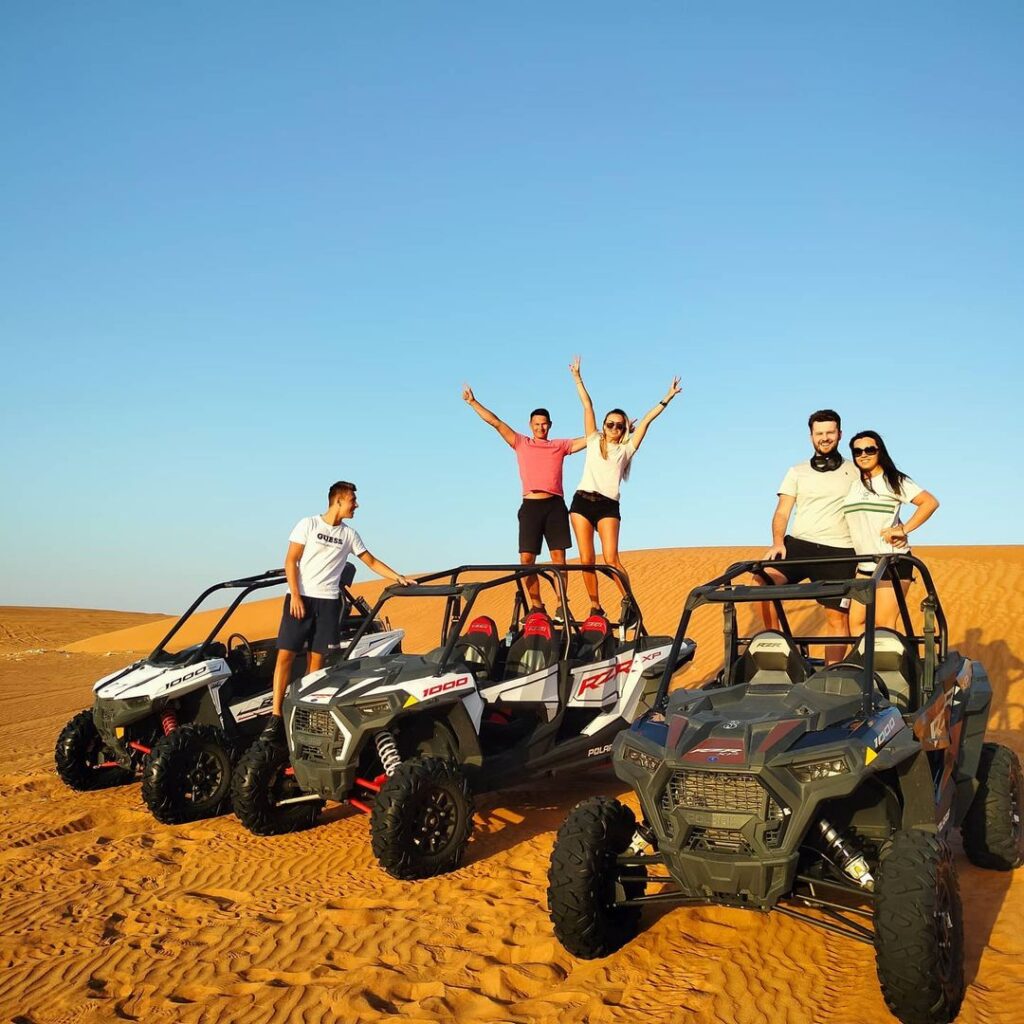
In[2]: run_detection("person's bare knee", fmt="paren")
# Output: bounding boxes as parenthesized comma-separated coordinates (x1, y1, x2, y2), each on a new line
(307, 651, 325, 674)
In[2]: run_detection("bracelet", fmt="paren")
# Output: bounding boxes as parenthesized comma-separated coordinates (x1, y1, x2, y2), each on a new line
(659, 399, 669, 407)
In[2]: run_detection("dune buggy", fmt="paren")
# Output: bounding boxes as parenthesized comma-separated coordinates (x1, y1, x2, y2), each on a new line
(232, 563, 694, 879)
(54, 566, 403, 823)
(548, 553, 1023, 1024)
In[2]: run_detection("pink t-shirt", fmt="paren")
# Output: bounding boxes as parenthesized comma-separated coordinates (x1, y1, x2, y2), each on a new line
(513, 433, 575, 496)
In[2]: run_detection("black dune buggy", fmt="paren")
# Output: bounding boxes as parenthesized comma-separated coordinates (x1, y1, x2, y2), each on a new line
(54, 566, 402, 824)
(232, 563, 694, 879)
(547, 553, 1023, 1024)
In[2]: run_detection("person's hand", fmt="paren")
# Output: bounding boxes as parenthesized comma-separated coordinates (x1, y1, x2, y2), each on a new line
(394, 574, 415, 586)
(289, 594, 306, 619)
(462, 383, 475, 403)
(881, 526, 908, 548)
(664, 376, 682, 402)
(764, 543, 787, 561)
(569, 355, 582, 378)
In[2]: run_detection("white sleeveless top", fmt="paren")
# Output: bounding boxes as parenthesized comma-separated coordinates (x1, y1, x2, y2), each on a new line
(575, 432, 636, 501)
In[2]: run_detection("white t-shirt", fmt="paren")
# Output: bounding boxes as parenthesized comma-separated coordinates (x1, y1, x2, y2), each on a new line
(288, 516, 367, 599)
(576, 432, 636, 501)
(841, 473, 924, 571)
(778, 460, 860, 548)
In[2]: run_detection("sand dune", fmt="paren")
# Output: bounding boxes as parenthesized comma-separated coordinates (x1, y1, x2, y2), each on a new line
(2, 546, 1023, 1023)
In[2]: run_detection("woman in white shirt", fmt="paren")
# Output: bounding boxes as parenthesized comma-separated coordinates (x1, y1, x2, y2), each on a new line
(568, 357, 681, 622)
(842, 430, 939, 634)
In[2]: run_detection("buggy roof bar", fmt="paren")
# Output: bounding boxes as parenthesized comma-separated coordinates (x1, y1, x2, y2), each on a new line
(656, 552, 948, 718)
(348, 562, 643, 675)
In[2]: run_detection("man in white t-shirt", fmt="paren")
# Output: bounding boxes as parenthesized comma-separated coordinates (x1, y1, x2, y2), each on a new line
(262, 480, 413, 742)
(753, 409, 860, 663)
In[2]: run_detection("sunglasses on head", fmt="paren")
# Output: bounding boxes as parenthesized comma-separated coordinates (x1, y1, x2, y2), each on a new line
(604, 420, 626, 431)
(852, 445, 879, 456)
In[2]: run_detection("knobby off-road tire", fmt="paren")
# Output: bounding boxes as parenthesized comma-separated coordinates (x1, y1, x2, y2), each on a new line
(231, 739, 323, 836)
(371, 756, 474, 880)
(874, 829, 964, 1024)
(142, 724, 234, 824)
(54, 709, 134, 791)
(547, 796, 643, 959)
(961, 742, 1024, 871)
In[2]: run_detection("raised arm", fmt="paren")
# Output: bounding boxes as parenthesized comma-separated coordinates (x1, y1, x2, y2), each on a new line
(569, 356, 597, 437)
(629, 376, 682, 451)
(462, 384, 517, 448)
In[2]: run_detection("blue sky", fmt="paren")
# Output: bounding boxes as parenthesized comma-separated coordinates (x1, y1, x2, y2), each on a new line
(2, 2, 1022, 612)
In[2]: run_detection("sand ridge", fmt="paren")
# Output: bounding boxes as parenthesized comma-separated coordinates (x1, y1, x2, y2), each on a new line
(2, 546, 1023, 1023)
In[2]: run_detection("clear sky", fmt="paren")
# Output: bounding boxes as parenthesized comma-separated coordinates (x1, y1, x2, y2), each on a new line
(2, 2, 1022, 612)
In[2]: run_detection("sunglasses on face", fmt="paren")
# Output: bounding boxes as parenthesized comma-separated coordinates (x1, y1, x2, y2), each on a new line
(852, 445, 879, 457)
(604, 421, 626, 431)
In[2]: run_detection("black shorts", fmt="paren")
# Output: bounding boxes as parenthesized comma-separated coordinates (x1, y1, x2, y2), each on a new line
(770, 535, 857, 611)
(569, 490, 621, 529)
(276, 594, 341, 654)
(858, 561, 915, 582)
(518, 496, 572, 555)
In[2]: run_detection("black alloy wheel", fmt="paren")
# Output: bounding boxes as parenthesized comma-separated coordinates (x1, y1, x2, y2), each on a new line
(371, 756, 474, 880)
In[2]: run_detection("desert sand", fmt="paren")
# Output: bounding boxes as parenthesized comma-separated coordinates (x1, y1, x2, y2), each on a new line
(2, 546, 1022, 1023)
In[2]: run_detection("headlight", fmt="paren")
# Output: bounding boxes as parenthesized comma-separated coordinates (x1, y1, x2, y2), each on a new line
(355, 698, 392, 718)
(621, 744, 660, 773)
(790, 757, 850, 783)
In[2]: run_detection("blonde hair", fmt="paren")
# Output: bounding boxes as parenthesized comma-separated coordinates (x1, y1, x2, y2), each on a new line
(600, 408, 632, 482)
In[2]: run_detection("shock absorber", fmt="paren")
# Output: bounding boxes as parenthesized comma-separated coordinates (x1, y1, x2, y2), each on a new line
(818, 818, 874, 890)
(374, 731, 402, 776)
(160, 708, 178, 736)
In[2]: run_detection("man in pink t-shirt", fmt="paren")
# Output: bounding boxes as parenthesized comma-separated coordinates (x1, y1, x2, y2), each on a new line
(463, 384, 585, 610)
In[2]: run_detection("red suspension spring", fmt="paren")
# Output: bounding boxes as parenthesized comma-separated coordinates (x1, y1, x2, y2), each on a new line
(161, 708, 178, 735)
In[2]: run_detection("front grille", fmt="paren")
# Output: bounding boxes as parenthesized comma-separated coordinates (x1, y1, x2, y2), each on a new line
(661, 769, 787, 852)
(293, 708, 336, 737)
(664, 770, 768, 815)
(299, 744, 325, 761)
(686, 827, 753, 856)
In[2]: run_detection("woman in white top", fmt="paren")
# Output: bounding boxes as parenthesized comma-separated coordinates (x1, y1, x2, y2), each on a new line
(842, 430, 939, 634)
(568, 357, 681, 621)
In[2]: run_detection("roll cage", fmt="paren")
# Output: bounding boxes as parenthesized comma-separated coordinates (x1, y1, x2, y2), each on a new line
(655, 553, 949, 717)
(343, 563, 648, 676)
(148, 565, 372, 665)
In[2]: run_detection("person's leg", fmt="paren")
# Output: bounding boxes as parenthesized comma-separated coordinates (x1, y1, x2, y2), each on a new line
(543, 499, 572, 614)
(519, 550, 543, 609)
(751, 566, 788, 629)
(596, 517, 629, 596)
(271, 650, 297, 717)
(268, 594, 313, 727)
(874, 583, 902, 632)
(570, 512, 601, 610)
(823, 606, 850, 665)
(518, 500, 546, 609)
(307, 650, 325, 674)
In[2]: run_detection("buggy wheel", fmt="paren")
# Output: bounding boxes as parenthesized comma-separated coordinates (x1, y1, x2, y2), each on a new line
(961, 742, 1024, 870)
(142, 725, 234, 824)
(54, 709, 134, 791)
(547, 796, 643, 959)
(370, 756, 474, 880)
(231, 739, 323, 836)
(874, 830, 964, 1024)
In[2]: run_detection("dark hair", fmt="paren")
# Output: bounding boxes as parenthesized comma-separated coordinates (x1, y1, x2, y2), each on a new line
(849, 431, 908, 497)
(529, 408, 551, 422)
(328, 480, 357, 503)
(601, 408, 632, 481)
(808, 409, 841, 431)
